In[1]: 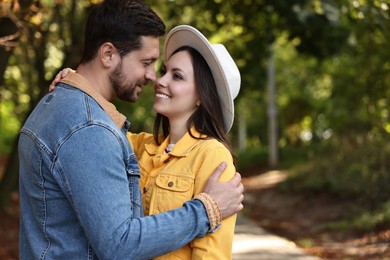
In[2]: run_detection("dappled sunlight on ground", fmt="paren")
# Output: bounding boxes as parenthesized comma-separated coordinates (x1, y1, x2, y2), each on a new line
(242, 170, 287, 190)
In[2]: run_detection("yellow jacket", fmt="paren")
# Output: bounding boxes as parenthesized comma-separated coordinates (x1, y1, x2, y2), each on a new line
(128, 128, 237, 259)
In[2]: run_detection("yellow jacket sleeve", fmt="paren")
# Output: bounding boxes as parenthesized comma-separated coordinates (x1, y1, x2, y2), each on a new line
(190, 143, 237, 260)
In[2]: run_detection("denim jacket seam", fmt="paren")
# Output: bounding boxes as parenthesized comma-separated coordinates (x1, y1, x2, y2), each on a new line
(38, 154, 51, 260)
(84, 93, 93, 124)
(20, 128, 53, 158)
(88, 242, 94, 260)
(18, 129, 52, 259)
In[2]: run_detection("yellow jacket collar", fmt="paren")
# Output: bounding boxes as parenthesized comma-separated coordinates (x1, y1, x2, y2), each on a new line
(60, 71, 126, 129)
(145, 127, 208, 157)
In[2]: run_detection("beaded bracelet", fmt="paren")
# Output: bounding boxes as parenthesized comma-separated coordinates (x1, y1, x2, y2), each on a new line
(194, 193, 222, 233)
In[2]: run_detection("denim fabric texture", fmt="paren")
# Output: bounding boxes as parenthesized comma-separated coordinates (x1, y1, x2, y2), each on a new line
(18, 72, 210, 260)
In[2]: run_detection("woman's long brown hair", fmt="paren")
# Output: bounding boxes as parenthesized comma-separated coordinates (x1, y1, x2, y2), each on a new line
(153, 46, 237, 166)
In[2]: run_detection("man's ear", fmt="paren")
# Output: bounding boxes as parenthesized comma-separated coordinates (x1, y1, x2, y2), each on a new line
(100, 42, 119, 68)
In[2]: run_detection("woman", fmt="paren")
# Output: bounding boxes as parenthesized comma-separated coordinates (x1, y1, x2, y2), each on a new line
(128, 25, 240, 259)
(51, 25, 241, 259)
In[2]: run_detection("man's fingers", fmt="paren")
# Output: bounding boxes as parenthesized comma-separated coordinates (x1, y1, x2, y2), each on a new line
(61, 68, 71, 77)
(202, 162, 245, 218)
(209, 162, 227, 182)
(49, 68, 74, 92)
(203, 162, 227, 194)
(239, 190, 244, 202)
(236, 182, 245, 203)
(229, 172, 242, 187)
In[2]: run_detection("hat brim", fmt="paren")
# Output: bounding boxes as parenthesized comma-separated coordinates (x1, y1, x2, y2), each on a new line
(164, 25, 235, 132)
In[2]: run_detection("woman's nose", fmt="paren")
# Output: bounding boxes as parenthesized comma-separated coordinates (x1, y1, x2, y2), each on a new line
(157, 74, 168, 88)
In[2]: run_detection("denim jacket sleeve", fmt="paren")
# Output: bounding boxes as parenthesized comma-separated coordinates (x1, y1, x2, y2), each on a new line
(56, 124, 209, 259)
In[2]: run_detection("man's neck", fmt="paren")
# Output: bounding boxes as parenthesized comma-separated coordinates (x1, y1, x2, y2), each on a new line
(59, 70, 127, 129)
(76, 63, 114, 101)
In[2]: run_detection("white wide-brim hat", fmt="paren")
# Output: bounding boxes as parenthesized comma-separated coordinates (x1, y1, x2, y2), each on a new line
(164, 25, 241, 133)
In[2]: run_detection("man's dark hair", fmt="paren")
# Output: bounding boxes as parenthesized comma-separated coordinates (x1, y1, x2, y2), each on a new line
(80, 0, 165, 63)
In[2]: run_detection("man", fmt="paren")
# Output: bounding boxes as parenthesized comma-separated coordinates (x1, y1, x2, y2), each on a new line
(18, 0, 244, 259)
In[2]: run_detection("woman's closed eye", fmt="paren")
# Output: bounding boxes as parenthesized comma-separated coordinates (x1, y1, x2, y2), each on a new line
(173, 72, 183, 80)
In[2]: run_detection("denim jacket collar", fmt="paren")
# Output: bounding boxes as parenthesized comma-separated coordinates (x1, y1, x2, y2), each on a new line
(145, 127, 208, 158)
(60, 71, 126, 129)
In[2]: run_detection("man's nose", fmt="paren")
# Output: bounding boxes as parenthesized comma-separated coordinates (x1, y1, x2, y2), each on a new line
(145, 67, 156, 83)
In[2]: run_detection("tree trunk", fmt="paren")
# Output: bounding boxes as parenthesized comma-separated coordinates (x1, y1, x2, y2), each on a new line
(267, 43, 278, 167)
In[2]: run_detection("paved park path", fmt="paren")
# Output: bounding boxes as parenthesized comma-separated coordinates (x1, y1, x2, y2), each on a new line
(232, 212, 320, 260)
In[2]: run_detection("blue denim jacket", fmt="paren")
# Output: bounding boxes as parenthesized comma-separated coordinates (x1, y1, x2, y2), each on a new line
(18, 72, 210, 259)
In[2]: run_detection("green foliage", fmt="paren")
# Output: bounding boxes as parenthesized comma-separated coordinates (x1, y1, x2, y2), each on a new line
(0, 0, 92, 154)
(237, 146, 268, 172)
(0, 100, 21, 154)
(323, 201, 390, 232)
(0, 64, 31, 154)
(282, 137, 390, 203)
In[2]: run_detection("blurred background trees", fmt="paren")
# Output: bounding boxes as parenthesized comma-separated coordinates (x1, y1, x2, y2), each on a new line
(0, 0, 389, 230)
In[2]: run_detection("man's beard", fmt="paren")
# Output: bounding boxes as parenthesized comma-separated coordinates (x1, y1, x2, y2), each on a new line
(110, 61, 138, 103)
